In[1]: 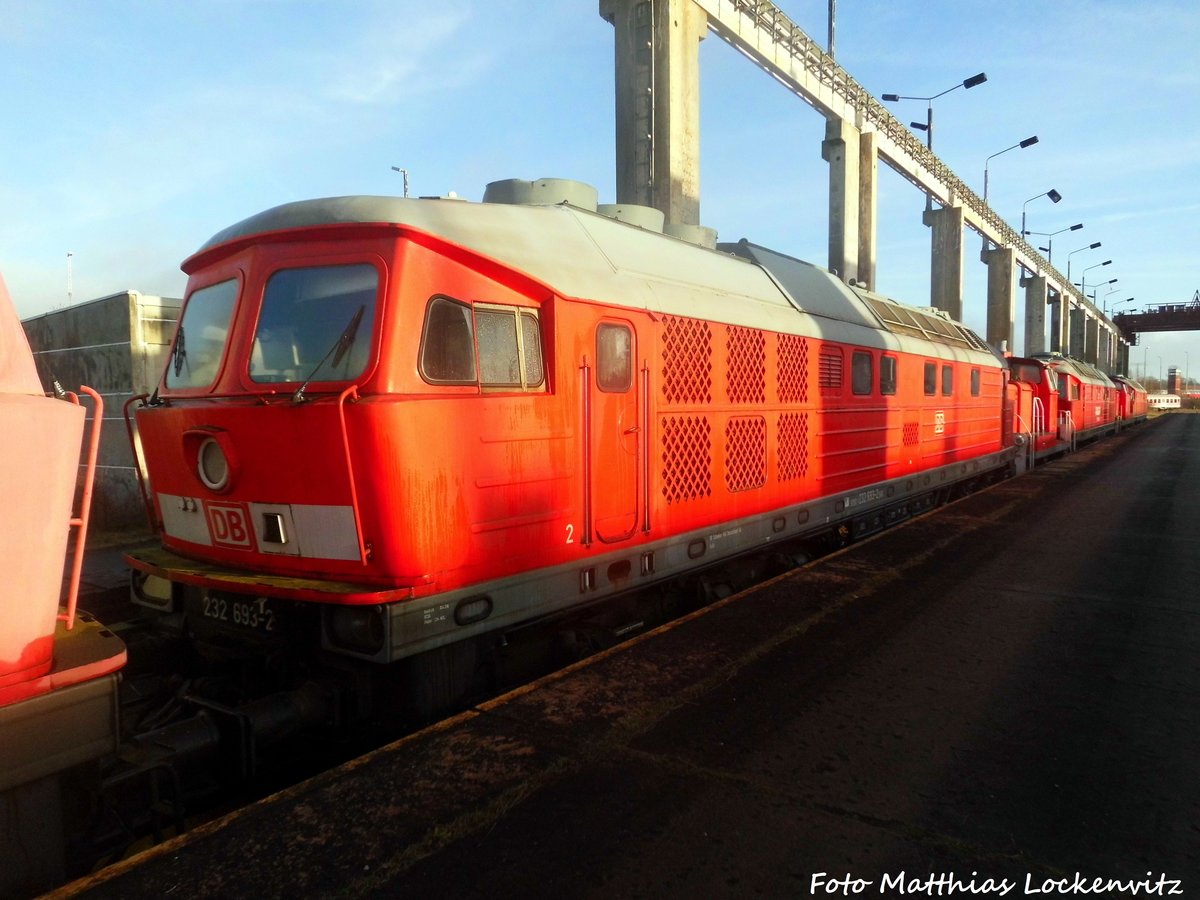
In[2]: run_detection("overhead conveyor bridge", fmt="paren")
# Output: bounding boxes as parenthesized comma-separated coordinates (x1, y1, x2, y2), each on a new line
(601, 0, 1130, 371)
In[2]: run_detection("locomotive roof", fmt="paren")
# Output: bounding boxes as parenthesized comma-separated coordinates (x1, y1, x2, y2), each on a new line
(193, 195, 1000, 365)
(1033, 353, 1117, 387)
(1111, 374, 1147, 392)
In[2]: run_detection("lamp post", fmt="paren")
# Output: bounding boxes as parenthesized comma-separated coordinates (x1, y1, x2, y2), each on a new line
(390, 166, 410, 198)
(882, 72, 988, 150)
(983, 136, 1038, 202)
(1100, 284, 1121, 315)
(1066, 241, 1102, 285)
(1078, 260, 1113, 298)
(1022, 222, 1082, 264)
(1021, 189, 1062, 237)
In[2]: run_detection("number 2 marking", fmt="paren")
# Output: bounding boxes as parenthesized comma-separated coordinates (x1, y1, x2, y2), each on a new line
(565, 524, 575, 544)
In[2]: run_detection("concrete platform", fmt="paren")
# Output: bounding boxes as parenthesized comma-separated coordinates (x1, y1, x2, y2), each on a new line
(58, 415, 1200, 897)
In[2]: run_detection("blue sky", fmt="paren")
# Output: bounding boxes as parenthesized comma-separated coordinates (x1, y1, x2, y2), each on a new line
(3, 0, 1199, 383)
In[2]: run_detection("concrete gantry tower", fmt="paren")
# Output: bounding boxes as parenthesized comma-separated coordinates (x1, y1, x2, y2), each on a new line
(600, 0, 707, 226)
(599, 0, 1131, 371)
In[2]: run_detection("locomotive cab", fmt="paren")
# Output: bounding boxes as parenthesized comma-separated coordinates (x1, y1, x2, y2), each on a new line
(1007, 356, 1063, 461)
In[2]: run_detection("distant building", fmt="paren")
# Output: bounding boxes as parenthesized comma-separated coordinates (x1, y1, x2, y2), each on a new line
(1167, 367, 1184, 394)
(22, 291, 180, 533)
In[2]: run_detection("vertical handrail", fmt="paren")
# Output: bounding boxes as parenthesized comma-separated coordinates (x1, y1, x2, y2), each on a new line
(641, 362, 651, 535)
(336, 385, 370, 564)
(123, 393, 160, 530)
(1059, 410, 1077, 452)
(1031, 395, 1046, 435)
(60, 386, 103, 630)
(579, 359, 593, 547)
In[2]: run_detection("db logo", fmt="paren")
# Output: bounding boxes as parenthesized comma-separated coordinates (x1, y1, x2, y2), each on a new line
(205, 502, 256, 550)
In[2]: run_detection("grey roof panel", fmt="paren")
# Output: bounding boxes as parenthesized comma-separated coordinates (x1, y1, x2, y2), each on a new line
(721, 240, 880, 330)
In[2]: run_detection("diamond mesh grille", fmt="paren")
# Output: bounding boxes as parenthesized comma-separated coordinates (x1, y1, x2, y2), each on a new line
(725, 416, 766, 493)
(777, 334, 809, 403)
(726, 326, 766, 403)
(661, 316, 712, 405)
(777, 412, 810, 481)
(903, 422, 920, 446)
(661, 415, 712, 503)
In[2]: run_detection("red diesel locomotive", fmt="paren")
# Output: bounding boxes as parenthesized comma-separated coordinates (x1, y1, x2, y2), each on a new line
(124, 178, 1057, 717)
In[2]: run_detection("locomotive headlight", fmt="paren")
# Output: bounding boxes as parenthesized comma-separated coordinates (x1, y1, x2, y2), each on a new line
(184, 427, 239, 493)
(326, 605, 386, 656)
(197, 437, 230, 491)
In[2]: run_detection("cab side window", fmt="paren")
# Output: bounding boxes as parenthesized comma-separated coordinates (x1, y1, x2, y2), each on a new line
(420, 297, 476, 384)
(419, 297, 545, 391)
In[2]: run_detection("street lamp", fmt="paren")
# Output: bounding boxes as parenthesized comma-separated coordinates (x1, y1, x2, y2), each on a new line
(1100, 283, 1121, 315)
(984, 135, 1038, 202)
(882, 72, 988, 150)
(1021, 189, 1062, 237)
(1109, 297, 1135, 316)
(1078, 260, 1113, 297)
(1066, 241, 1102, 284)
(1022, 222, 1083, 264)
(391, 166, 410, 198)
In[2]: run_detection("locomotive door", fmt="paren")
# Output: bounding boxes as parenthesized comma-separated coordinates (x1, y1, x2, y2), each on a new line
(586, 320, 640, 543)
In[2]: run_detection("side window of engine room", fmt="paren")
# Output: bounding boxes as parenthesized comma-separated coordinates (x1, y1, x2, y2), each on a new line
(851, 350, 873, 396)
(419, 296, 545, 391)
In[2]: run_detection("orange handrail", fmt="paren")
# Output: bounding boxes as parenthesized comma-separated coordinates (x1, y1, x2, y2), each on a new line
(60, 386, 103, 630)
(123, 393, 160, 530)
(336, 384, 370, 565)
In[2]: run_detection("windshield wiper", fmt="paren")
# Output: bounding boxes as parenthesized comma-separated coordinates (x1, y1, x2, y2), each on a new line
(171, 326, 187, 377)
(292, 305, 366, 403)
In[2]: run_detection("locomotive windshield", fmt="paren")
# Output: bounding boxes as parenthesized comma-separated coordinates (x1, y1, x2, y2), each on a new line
(165, 279, 239, 389)
(250, 263, 378, 385)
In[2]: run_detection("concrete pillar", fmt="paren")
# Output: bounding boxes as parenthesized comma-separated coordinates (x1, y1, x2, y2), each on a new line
(1048, 291, 1063, 353)
(822, 119, 860, 285)
(1022, 275, 1048, 357)
(1069, 306, 1086, 358)
(924, 205, 964, 320)
(1084, 316, 1099, 365)
(1118, 342, 1130, 376)
(982, 246, 1016, 353)
(600, 0, 706, 225)
(858, 130, 878, 291)
(1099, 329, 1112, 372)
